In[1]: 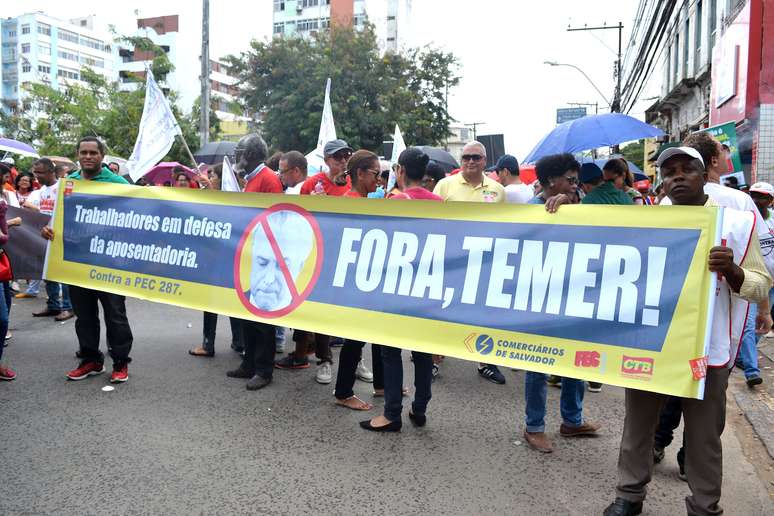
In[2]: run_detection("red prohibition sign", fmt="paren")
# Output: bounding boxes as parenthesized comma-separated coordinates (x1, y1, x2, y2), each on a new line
(234, 203, 324, 318)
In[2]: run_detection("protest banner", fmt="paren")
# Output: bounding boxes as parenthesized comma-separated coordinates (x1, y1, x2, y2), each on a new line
(700, 122, 743, 173)
(6, 206, 50, 279)
(45, 181, 720, 398)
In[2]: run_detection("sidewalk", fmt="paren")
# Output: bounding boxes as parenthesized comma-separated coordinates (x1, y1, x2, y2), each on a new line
(731, 337, 774, 459)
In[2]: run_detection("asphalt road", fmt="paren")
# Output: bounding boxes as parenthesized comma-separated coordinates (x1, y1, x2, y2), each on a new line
(1, 296, 772, 515)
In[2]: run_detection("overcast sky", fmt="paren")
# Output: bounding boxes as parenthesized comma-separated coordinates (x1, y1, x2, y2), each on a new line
(6, 1, 656, 159)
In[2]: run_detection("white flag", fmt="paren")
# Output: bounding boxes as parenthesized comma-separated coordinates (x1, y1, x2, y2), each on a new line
(220, 155, 241, 192)
(386, 124, 406, 192)
(305, 78, 337, 173)
(126, 68, 183, 181)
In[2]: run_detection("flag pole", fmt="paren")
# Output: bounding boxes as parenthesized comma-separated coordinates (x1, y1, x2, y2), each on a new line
(177, 133, 199, 170)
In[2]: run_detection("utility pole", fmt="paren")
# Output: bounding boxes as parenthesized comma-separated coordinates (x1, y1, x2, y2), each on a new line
(199, 0, 211, 147)
(567, 22, 623, 113)
(465, 122, 485, 141)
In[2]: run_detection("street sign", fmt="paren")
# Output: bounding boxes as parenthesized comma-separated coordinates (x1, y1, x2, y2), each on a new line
(556, 107, 587, 124)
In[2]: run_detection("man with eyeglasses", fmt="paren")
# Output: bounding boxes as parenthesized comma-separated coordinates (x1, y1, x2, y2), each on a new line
(299, 139, 353, 196)
(433, 141, 507, 385)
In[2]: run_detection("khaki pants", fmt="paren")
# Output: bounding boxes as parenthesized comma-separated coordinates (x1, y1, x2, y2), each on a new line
(615, 367, 729, 516)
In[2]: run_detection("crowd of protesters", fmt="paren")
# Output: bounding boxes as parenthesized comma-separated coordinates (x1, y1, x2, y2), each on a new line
(0, 128, 772, 516)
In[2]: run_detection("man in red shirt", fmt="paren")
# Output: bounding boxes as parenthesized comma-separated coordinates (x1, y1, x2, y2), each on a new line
(234, 134, 283, 194)
(299, 139, 352, 196)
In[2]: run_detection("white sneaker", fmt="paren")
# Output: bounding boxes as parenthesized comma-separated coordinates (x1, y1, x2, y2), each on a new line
(356, 360, 373, 382)
(315, 361, 332, 384)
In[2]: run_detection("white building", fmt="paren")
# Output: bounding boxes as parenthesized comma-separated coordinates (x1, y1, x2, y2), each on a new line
(0, 12, 118, 114)
(272, 0, 411, 52)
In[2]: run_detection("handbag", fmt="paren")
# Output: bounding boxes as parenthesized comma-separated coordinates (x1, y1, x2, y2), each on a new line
(0, 250, 13, 282)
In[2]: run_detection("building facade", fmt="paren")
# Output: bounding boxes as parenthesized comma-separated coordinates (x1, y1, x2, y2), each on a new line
(0, 13, 118, 114)
(272, 0, 411, 52)
(210, 59, 250, 141)
(645, 0, 721, 141)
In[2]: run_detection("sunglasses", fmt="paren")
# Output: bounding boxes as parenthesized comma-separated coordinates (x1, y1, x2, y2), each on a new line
(563, 175, 579, 185)
(461, 154, 484, 162)
(331, 151, 352, 162)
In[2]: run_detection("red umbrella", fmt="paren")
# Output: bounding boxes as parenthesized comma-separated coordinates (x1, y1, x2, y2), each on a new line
(519, 164, 537, 185)
(143, 162, 196, 186)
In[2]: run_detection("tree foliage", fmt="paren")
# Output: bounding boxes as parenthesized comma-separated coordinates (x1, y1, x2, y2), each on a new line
(0, 36, 209, 166)
(621, 139, 645, 171)
(223, 25, 459, 153)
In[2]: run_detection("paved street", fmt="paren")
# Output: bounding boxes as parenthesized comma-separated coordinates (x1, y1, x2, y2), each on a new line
(2, 296, 773, 516)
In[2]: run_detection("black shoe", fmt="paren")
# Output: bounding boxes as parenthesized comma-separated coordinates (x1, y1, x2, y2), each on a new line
(246, 374, 272, 390)
(408, 411, 426, 427)
(746, 375, 763, 387)
(653, 445, 665, 464)
(230, 342, 244, 354)
(603, 498, 643, 516)
(478, 364, 506, 384)
(359, 419, 402, 432)
(226, 366, 254, 379)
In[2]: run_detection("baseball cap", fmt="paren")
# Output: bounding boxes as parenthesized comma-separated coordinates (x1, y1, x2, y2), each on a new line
(749, 182, 774, 197)
(655, 146, 704, 168)
(1, 157, 15, 165)
(579, 162, 603, 184)
(323, 139, 353, 157)
(495, 154, 519, 174)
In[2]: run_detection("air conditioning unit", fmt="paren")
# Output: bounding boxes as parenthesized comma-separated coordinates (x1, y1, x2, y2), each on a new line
(297, 5, 303, 13)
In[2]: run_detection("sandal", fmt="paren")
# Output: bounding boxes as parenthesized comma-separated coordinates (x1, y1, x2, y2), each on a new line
(335, 395, 373, 411)
(188, 346, 214, 357)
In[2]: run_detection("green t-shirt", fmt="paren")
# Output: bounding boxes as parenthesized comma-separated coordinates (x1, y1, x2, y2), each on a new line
(581, 181, 633, 205)
(68, 166, 129, 184)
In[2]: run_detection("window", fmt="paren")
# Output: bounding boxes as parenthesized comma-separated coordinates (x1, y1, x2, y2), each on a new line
(683, 17, 690, 77)
(354, 14, 366, 26)
(59, 29, 79, 44)
(297, 18, 320, 31)
(22, 63, 31, 73)
(79, 36, 106, 52)
(21, 43, 30, 53)
(38, 64, 50, 74)
(320, 17, 330, 29)
(38, 22, 51, 36)
(21, 24, 30, 34)
(694, 0, 703, 74)
(273, 22, 285, 34)
(57, 67, 80, 80)
(709, 0, 717, 51)
(58, 48, 78, 61)
(7, 30, 16, 38)
(301, 0, 320, 7)
(39, 43, 51, 55)
(81, 54, 104, 68)
(273, 0, 285, 12)
(672, 32, 679, 84)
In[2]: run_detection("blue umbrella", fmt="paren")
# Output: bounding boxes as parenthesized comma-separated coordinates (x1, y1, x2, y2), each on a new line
(523, 113, 664, 164)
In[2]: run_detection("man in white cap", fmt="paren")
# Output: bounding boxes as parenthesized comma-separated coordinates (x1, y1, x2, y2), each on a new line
(604, 146, 771, 516)
(737, 181, 774, 386)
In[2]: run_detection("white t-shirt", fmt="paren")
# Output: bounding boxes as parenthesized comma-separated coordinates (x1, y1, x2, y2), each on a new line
(2, 189, 19, 208)
(660, 181, 764, 231)
(504, 183, 534, 204)
(26, 182, 58, 215)
(284, 183, 302, 195)
(758, 210, 774, 277)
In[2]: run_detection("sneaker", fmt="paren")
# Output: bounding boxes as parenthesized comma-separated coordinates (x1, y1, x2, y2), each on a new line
(14, 292, 36, 299)
(746, 375, 763, 387)
(546, 375, 562, 387)
(330, 337, 344, 347)
(110, 364, 129, 383)
(478, 364, 506, 385)
(316, 361, 332, 384)
(275, 354, 310, 369)
(653, 445, 665, 464)
(356, 360, 373, 382)
(0, 366, 16, 381)
(431, 363, 440, 380)
(588, 382, 602, 393)
(67, 361, 105, 380)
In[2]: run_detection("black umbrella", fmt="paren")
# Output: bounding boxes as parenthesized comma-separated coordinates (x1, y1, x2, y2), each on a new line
(416, 146, 460, 174)
(193, 141, 237, 165)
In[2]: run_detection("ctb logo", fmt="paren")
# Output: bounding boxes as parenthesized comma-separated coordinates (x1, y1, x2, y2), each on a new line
(474, 334, 494, 356)
(621, 356, 654, 379)
(575, 350, 604, 370)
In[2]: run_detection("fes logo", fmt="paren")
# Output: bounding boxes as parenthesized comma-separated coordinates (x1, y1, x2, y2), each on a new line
(464, 333, 494, 356)
(621, 355, 654, 380)
(575, 350, 606, 372)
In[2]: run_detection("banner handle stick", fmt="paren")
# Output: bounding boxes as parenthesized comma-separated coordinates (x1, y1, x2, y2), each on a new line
(177, 133, 199, 170)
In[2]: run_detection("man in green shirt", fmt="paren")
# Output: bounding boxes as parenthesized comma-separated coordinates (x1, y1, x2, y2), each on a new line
(42, 136, 134, 384)
(581, 158, 633, 205)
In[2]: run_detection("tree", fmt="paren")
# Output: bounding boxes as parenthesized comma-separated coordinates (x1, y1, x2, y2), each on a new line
(621, 139, 645, 171)
(223, 25, 459, 153)
(0, 36, 200, 166)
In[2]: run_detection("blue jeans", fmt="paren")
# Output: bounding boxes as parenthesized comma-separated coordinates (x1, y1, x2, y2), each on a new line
(0, 281, 12, 362)
(381, 346, 433, 421)
(524, 372, 585, 432)
(45, 281, 71, 312)
(738, 303, 762, 379)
